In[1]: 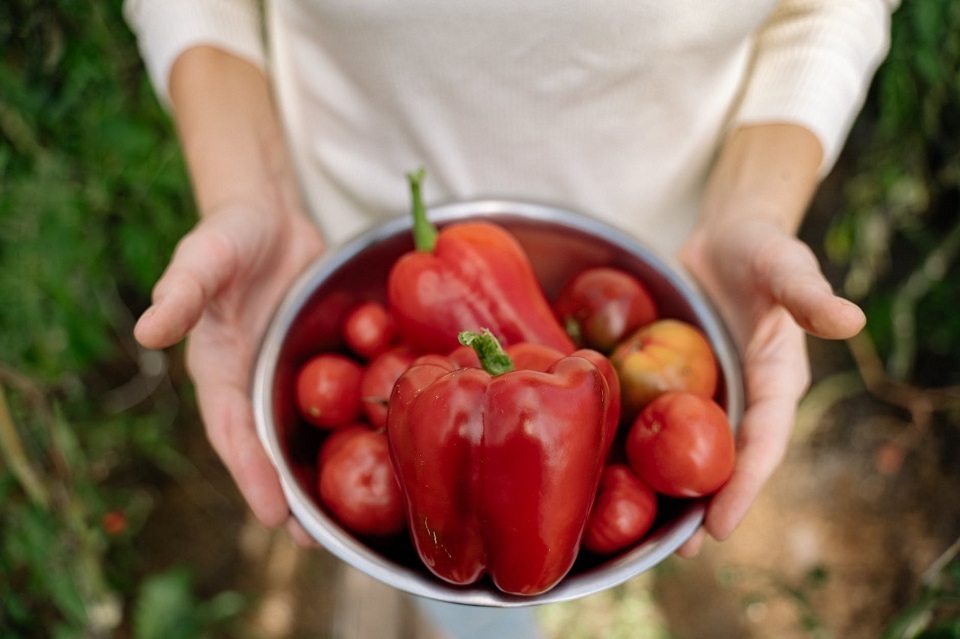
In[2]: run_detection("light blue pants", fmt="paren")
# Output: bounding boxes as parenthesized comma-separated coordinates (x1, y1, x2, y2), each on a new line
(416, 598, 544, 639)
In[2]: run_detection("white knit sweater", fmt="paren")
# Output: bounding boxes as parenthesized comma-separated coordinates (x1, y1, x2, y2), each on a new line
(124, 0, 896, 253)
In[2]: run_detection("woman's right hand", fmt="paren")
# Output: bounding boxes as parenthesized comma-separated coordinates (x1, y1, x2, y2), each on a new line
(133, 46, 325, 535)
(135, 199, 323, 529)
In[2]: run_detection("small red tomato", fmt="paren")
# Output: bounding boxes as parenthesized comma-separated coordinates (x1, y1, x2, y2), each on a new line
(360, 347, 417, 428)
(318, 430, 406, 537)
(342, 301, 397, 360)
(318, 423, 371, 468)
(296, 354, 364, 428)
(506, 342, 564, 372)
(583, 464, 658, 554)
(554, 267, 658, 352)
(447, 345, 481, 369)
(610, 318, 718, 421)
(626, 391, 735, 498)
(102, 510, 128, 536)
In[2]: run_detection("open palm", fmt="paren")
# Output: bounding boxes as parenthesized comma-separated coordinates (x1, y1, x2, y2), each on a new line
(135, 202, 324, 528)
(676, 217, 865, 555)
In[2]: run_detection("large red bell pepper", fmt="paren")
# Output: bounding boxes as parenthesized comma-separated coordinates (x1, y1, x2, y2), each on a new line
(448, 340, 622, 452)
(386, 170, 575, 355)
(386, 330, 614, 596)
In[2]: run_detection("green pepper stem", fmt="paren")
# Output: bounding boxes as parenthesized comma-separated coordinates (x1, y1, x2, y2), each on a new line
(458, 329, 515, 376)
(407, 168, 437, 253)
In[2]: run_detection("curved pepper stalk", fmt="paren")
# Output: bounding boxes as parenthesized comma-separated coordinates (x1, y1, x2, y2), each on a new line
(386, 331, 615, 596)
(386, 169, 576, 355)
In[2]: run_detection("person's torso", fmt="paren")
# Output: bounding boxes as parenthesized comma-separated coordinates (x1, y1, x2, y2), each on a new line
(266, 0, 779, 253)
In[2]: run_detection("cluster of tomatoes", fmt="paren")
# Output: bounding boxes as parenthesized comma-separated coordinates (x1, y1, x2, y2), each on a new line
(293, 265, 736, 559)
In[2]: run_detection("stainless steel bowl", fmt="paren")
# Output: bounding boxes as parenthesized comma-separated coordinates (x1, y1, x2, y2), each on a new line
(252, 199, 744, 607)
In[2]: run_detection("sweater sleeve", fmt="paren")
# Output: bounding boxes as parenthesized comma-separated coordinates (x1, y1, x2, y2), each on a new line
(731, 0, 899, 174)
(122, 0, 267, 108)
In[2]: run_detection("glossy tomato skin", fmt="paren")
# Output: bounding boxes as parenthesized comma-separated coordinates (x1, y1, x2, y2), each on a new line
(318, 429, 406, 537)
(360, 347, 417, 429)
(554, 267, 658, 353)
(318, 423, 371, 468)
(626, 391, 735, 498)
(583, 464, 658, 555)
(295, 354, 364, 428)
(342, 301, 398, 360)
(610, 318, 718, 421)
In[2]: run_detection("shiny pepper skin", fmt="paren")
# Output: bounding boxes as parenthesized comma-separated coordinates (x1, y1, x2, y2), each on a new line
(386, 170, 575, 355)
(386, 340, 615, 596)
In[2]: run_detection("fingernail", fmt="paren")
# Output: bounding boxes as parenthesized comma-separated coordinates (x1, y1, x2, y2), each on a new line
(140, 305, 157, 321)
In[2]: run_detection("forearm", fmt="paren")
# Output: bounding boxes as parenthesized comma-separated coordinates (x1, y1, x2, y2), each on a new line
(695, 123, 824, 237)
(168, 46, 303, 221)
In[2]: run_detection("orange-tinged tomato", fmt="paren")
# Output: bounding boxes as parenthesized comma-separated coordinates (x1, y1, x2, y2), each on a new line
(610, 319, 718, 421)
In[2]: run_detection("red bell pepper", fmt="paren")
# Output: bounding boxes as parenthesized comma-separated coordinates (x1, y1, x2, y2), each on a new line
(448, 341, 621, 452)
(387, 330, 614, 596)
(386, 169, 575, 355)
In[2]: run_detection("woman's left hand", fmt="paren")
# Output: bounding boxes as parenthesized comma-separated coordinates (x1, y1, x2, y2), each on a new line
(675, 211, 865, 557)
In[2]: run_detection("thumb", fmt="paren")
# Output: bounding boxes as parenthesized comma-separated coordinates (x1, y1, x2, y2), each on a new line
(758, 234, 866, 339)
(134, 222, 237, 349)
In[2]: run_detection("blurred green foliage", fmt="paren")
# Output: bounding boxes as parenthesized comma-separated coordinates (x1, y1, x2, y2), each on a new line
(826, 0, 960, 387)
(0, 1, 243, 637)
(0, 1, 192, 377)
(881, 543, 960, 639)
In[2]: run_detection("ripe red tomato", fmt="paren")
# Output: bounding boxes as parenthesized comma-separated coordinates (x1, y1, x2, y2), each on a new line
(295, 354, 364, 428)
(505, 342, 564, 372)
(554, 267, 658, 352)
(610, 318, 718, 420)
(583, 464, 658, 554)
(318, 429, 406, 537)
(318, 423, 371, 467)
(101, 510, 128, 536)
(360, 347, 417, 429)
(447, 345, 481, 369)
(342, 300, 397, 360)
(626, 391, 735, 498)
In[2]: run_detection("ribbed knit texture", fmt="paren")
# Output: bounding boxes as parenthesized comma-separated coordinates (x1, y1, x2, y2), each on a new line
(124, 0, 897, 252)
(731, 0, 897, 173)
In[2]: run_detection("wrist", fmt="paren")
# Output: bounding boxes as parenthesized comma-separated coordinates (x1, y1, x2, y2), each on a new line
(696, 123, 824, 236)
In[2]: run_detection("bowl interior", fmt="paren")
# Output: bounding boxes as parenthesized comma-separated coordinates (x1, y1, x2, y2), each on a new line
(253, 200, 743, 606)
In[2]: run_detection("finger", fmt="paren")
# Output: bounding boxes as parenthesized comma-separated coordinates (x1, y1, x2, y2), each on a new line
(187, 330, 289, 528)
(704, 401, 790, 541)
(703, 311, 808, 540)
(755, 235, 866, 339)
(287, 518, 320, 548)
(676, 526, 707, 558)
(134, 222, 238, 349)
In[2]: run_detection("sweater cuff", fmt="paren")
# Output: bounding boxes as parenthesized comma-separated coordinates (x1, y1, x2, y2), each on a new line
(731, 1, 895, 175)
(123, 0, 266, 108)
